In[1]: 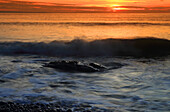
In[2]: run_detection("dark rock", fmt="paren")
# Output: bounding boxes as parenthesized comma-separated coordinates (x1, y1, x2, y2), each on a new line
(66, 109, 72, 112)
(26, 74, 34, 77)
(49, 84, 60, 88)
(11, 60, 22, 63)
(0, 101, 7, 105)
(0, 79, 6, 83)
(62, 90, 72, 93)
(0, 102, 67, 112)
(44, 60, 107, 73)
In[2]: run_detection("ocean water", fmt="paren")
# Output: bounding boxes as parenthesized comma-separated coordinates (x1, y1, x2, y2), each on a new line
(0, 13, 170, 42)
(0, 13, 170, 111)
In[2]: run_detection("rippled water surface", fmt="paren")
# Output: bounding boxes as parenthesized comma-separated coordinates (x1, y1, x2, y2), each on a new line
(0, 13, 170, 42)
(0, 56, 169, 111)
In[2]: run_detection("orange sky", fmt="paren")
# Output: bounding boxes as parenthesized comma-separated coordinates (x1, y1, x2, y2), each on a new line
(0, 0, 170, 13)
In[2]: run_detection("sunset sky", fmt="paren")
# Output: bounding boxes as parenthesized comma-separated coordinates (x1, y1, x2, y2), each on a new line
(0, 0, 170, 13)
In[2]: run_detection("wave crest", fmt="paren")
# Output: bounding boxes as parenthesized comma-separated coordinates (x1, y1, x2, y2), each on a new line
(0, 37, 170, 57)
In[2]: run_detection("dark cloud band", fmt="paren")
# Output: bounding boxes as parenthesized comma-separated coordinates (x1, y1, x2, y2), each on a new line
(0, 0, 169, 13)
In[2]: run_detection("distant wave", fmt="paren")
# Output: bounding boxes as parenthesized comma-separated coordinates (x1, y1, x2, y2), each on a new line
(0, 22, 170, 26)
(0, 37, 170, 57)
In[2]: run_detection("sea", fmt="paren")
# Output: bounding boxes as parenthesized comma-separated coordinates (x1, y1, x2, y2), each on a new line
(0, 13, 170, 111)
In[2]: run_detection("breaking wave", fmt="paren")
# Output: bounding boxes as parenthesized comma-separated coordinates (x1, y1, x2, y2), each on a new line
(0, 22, 170, 26)
(0, 37, 170, 57)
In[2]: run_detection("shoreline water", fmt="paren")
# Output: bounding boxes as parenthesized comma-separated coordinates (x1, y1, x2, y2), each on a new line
(0, 13, 170, 111)
(0, 55, 170, 111)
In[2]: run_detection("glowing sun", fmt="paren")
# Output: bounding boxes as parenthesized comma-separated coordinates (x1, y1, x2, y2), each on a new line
(111, 4, 127, 12)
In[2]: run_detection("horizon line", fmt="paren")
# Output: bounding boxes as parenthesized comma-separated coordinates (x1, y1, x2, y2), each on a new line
(1, 11, 170, 13)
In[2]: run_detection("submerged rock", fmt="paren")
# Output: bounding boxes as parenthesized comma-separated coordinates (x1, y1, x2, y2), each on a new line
(0, 101, 108, 112)
(44, 60, 107, 73)
(11, 60, 22, 63)
(0, 79, 6, 83)
(0, 102, 72, 112)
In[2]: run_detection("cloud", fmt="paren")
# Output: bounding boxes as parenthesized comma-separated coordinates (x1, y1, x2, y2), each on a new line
(0, 0, 169, 13)
(127, 6, 169, 11)
(0, 0, 111, 12)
